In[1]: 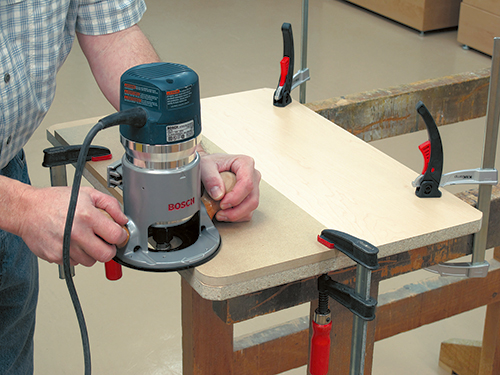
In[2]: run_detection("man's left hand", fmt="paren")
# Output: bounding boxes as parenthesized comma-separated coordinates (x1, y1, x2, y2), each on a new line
(199, 152, 261, 222)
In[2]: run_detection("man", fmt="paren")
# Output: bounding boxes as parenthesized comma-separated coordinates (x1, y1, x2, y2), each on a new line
(0, 0, 260, 373)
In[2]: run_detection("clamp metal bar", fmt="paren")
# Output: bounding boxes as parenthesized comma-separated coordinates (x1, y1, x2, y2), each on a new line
(472, 37, 500, 266)
(426, 261, 490, 278)
(299, 0, 309, 104)
(350, 265, 371, 375)
(440, 168, 498, 187)
(292, 68, 310, 92)
(48, 164, 68, 188)
(412, 168, 498, 189)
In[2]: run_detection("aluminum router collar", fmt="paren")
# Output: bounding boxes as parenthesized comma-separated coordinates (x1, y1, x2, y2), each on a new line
(121, 135, 200, 169)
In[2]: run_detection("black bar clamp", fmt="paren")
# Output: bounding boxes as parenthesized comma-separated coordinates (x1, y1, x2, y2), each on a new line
(316, 229, 379, 320)
(42, 145, 112, 168)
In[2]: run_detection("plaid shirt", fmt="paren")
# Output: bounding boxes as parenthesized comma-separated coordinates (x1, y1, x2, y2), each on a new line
(0, 0, 146, 169)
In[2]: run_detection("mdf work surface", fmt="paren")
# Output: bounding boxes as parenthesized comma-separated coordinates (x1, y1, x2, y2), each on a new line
(47, 88, 482, 301)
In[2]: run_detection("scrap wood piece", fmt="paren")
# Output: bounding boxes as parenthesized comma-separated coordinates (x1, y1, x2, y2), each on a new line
(305, 68, 490, 142)
(439, 339, 481, 375)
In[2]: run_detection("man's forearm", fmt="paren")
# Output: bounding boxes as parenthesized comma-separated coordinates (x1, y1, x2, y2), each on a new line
(77, 24, 160, 110)
(0, 176, 32, 236)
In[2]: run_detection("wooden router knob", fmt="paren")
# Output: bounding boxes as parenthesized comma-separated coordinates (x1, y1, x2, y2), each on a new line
(201, 171, 237, 220)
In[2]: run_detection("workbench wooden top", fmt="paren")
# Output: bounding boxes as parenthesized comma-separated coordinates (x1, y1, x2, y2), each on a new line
(48, 88, 482, 300)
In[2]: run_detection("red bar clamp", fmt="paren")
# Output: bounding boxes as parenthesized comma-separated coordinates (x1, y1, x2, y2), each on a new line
(309, 230, 379, 375)
(273, 23, 294, 107)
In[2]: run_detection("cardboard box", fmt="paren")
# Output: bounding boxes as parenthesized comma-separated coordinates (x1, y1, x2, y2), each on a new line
(345, 0, 461, 32)
(458, 2, 500, 56)
(464, 0, 500, 17)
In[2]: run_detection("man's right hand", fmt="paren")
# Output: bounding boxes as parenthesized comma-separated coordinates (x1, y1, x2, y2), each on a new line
(13, 184, 128, 267)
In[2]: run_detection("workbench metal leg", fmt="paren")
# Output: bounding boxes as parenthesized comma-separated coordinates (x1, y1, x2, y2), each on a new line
(181, 278, 234, 375)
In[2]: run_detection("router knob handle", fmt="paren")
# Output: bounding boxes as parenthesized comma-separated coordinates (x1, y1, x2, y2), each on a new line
(104, 260, 122, 281)
(201, 171, 237, 220)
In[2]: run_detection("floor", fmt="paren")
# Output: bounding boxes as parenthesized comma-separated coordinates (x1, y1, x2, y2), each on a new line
(28, 0, 495, 374)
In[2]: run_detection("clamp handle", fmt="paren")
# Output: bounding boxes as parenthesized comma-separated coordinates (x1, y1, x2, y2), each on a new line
(309, 320, 332, 375)
(415, 101, 443, 198)
(273, 23, 294, 107)
(317, 229, 379, 270)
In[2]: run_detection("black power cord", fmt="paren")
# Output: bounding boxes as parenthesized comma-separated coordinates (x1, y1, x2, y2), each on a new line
(61, 107, 147, 375)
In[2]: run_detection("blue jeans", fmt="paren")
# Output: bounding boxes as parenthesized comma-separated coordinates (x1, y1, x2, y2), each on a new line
(0, 150, 38, 375)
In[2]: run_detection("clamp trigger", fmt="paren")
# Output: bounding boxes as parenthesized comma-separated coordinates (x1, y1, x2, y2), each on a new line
(418, 140, 431, 175)
(413, 101, 443, 198)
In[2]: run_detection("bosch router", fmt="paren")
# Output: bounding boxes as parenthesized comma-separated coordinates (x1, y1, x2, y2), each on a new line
(107, 62, 221, 271)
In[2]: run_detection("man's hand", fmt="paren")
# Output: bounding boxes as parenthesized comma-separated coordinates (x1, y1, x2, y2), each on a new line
(16, 186, 128, 266)
(199, 152, 261, 222)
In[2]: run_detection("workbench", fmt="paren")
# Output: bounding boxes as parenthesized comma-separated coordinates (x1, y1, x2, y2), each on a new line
(47, 88, 484, 374)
